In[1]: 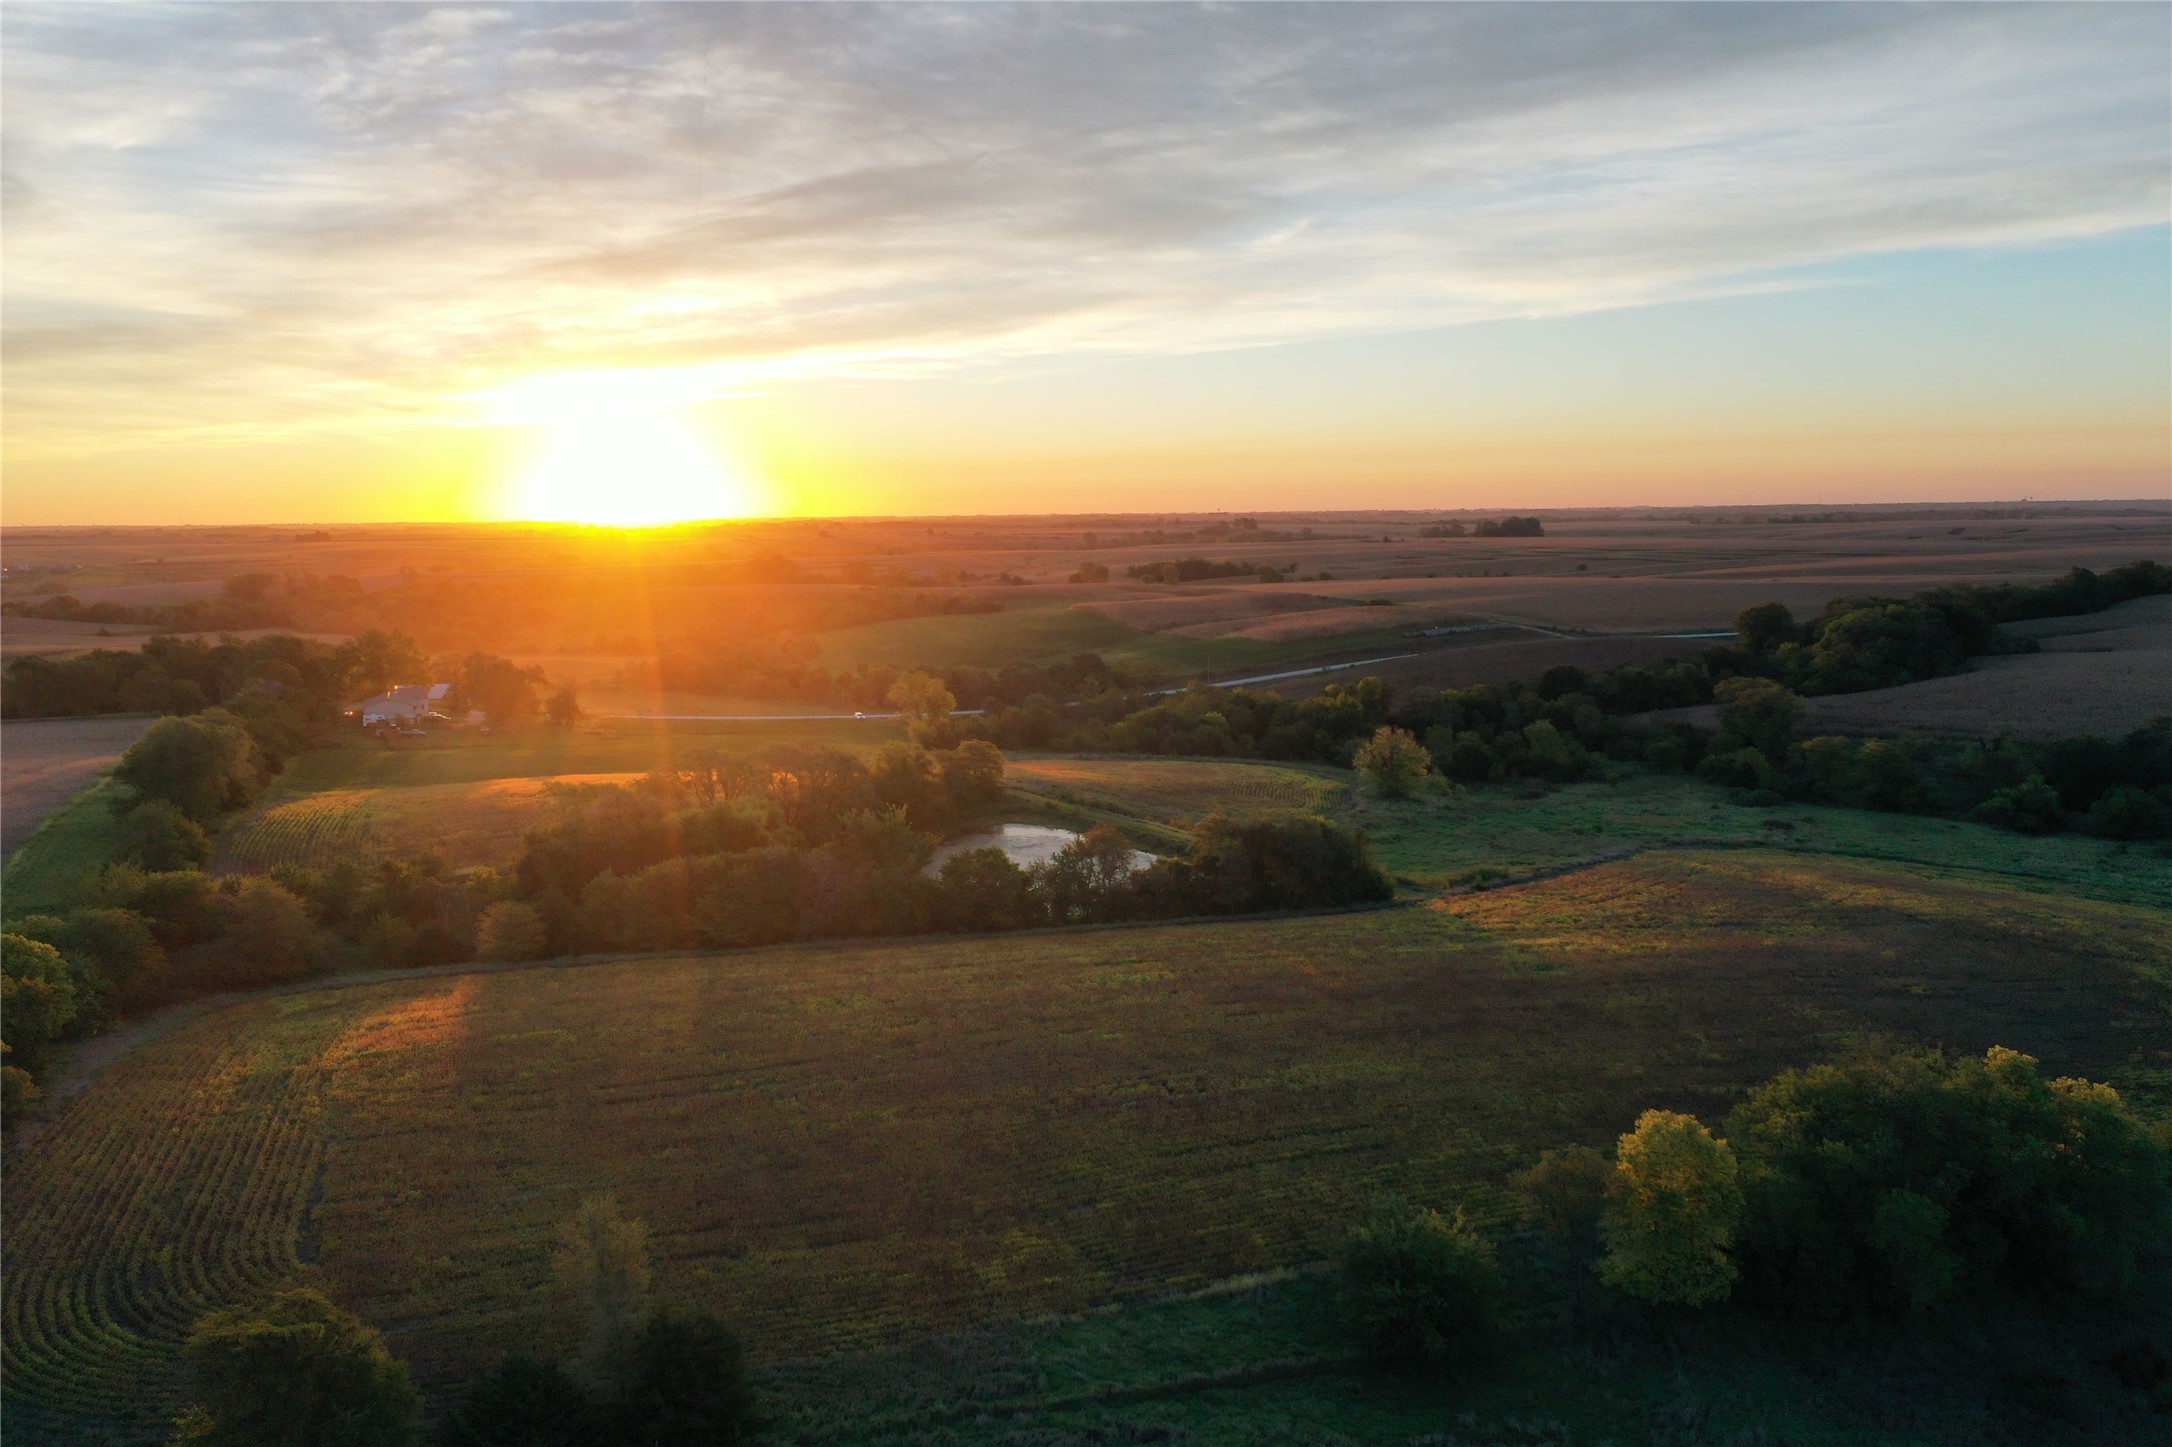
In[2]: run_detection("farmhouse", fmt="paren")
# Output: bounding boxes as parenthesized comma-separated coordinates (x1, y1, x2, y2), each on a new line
(345, 682, 451, 726)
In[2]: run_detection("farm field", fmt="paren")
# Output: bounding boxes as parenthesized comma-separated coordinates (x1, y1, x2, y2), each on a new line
(217, 774, 642, 873)
(0, 714, 156, 855)
(1006, 756, 1348, 824)
(6, 850, 2167, 1436)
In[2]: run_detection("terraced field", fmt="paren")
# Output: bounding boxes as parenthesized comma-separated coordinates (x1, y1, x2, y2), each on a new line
(218, 774, 640, 873)
(8, 850, 2167, 1432)
(1006, 755, 1348, 824)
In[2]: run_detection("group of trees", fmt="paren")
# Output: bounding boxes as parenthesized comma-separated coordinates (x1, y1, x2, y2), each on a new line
(1124, 557, 1296, 584)
(170, 1195, 757, 1447)
(1418, 517, 1546, 538)
(1341, 1047, 2172, 1367)
(1, 624, 554, 731)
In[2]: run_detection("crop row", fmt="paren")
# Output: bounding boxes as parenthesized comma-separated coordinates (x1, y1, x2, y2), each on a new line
(219, 788, 387, 872)
(1, 999, 357, 1425)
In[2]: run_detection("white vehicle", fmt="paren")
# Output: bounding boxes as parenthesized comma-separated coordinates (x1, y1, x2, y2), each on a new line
(853, 711, 866, 719)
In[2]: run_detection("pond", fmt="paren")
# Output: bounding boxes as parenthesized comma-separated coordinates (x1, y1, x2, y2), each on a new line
(924, 823, 1155, 876)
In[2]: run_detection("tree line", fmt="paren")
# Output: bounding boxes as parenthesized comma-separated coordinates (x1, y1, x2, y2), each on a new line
(1339, 1045, 2171, 1425)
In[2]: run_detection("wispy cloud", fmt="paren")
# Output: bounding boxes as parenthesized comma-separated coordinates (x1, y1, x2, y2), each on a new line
(4, 2, 2165, 455)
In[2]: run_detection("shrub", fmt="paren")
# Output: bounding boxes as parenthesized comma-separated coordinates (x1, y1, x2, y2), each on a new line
(438, 1353, 598, 1447)
(1512, 1144, 1612, 1247)
(111, 709, 258, 823)
(116, 799, 213, 870)
(1727, 1047, 2172, 1317)
(1713, 677, 1802, 761)
(1599, 1110, 1742, 1307)
(476, 901, 550, 963)
(176, 1287, 422, 1447)
(2087, 784, 2172, 840)
(8, 908, 168, 1020)
(1354, 725, 1432, 798)
(204, 877, 318, 988)
(1, 933, 79, 1080)
(603, 1309, 761, 1446)
(1969, 773, 2064, 834)
(1337, 1199, 1504, 1365)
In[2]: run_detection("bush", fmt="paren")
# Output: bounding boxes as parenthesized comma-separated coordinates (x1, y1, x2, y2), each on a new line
(438, 1353, 598, 1447)
(1337, 1199, 1504, 1365)
(1727, 1047, 2172, 1317)
(1970, 773, 2064, 834)
(1, 933, 79, 1081)
(203, 877, 318, 988)
(1354, 725, 1431, 798)
(176, 1287, 422, 1447)
(111, 709, 258, 823)
(1713, 677, 1802, 761)
(1512, 1144, 1611, 1247)
(476, 901, 549, 962)
(1598, 1110, 1743, 1307)
(116, 799, 213, 871)
(603, 1309, 761, 1446)
(2087, 783, 2172, 840)
(8, 907, 168, 1020)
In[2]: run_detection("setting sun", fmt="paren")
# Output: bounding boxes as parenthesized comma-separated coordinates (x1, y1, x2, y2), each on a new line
(504, 377, 754, 525)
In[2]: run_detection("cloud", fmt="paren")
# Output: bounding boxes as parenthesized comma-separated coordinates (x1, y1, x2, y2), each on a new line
(3, 1, 2166, 454)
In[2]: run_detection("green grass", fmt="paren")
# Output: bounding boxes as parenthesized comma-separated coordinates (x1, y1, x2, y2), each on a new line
(1343, 771, 2172, 906)
(1, 778, 130, 917)
(765, 1265, 2096, 1446)
(255, 718, 895, 795)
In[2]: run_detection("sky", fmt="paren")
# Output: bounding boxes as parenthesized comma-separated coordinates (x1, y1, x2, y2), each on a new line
(3, 1, 2168, 525)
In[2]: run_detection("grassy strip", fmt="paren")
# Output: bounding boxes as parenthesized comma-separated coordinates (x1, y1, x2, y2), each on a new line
(2, 777, 128, 917)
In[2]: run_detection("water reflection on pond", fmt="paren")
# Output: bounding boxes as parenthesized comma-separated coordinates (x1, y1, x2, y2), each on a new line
(924, 823, 1155, 876)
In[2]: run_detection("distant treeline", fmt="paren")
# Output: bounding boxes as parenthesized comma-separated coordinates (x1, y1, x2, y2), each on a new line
(1419, 516, 1546, 538)
(1, 627, 555, 728)
(1124, 557, 1299, 584)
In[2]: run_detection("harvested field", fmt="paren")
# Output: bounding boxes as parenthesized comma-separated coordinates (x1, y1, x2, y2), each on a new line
(1072, 589, 1349, 632)
(0, 616, 159, 660)
(1, 715, 155, 856)
(6, 850, 2165, 1429)
(216, 774, 640, 873)
(1007, 756, 1346, 823)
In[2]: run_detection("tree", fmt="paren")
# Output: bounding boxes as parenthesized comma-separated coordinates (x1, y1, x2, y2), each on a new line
(1353, 725, 1431, 798)
(175, 1288, 422, 1447)
(2, 933, 79, 1081)
(939, 738, 1006, 806)
(9, 907, 169, 1021)
(554, 1193, 652, 1388)
(334, 629, 426, 699)
(1512, 1144, 1612, 1248)
(1970, 773, 2063, 834)
(604, 1309, 761, 1446)
(545, 687, 582, 729)
(1734, 601, 1798, 656)
(937, 847, 1037, 931)
(117, 799, 213, 870)
(1336, 1199, 1504, 1365)
(112, 710, 259, 823)
(452, 652, 546, 727)
(887, 670, 957, 747)
(1726, 1046, 2172, 1317)
(476, 901, 549, 963)
(1599, 1110, 1742, 1307)
(206, 877, 318, 988)
(437, 1353, 598, 1447)
(1713, 677, 1803, 763)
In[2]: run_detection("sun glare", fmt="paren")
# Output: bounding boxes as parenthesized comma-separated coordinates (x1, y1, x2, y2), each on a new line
(505, 376, 754, 525)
